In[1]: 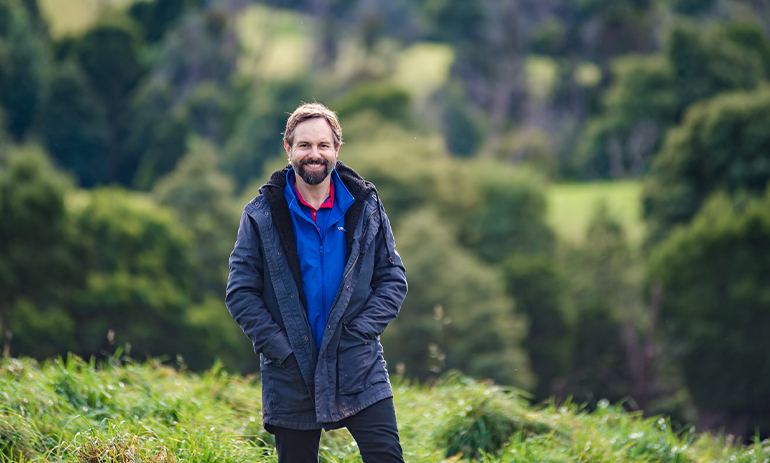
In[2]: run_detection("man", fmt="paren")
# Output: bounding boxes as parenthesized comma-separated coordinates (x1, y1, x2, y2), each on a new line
(226, 102, 407, 463)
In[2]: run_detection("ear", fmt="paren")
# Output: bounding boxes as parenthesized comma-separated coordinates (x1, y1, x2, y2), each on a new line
(284, 140, 291, 158)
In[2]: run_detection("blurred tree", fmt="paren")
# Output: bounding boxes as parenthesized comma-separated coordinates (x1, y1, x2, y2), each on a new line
(123, 81, 190, 190)
(722, 21, 770, 77)
(575, 55, 676, 178)
(668, 0, 718, 16)
(153, 138, 239, 294)
(643, 88, 770, 244)
(184, 295, 257, 372)
(53, 15, 148, 185)
(459, 163, 555, 262)
(151, 8, 239, 97)
(502, 255, 568, 402)
(570, 0, 657, 64)
(182, 82, 232, 146)
(420, 0, 484, 43)
(340, 113, 449, 224)
(382, 208, 533, 388)
(441, 81, 484, 157)
(0, 0, 50, 141)
(648, 190, 770, 437)
(0, 148, 83, 358)
(558, 203, 641, 406)
(577, 21, 769, 179)
(128, 0, 197, 42)
(74, 16, 144, 110)
(69, 188, 195, 359)
(39, 61, 111, 187)
(668, 22, 764, 113)
(223, 78, 313, 190)
(334, 82, 411, 124)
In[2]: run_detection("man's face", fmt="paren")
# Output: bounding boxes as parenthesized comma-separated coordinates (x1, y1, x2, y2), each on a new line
(285, 118, 339, 186)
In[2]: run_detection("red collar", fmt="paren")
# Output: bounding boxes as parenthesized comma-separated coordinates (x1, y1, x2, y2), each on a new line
(293, 176, 334, 212)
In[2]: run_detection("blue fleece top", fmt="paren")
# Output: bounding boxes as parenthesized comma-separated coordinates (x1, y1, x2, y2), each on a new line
(284, 168, 355, 350)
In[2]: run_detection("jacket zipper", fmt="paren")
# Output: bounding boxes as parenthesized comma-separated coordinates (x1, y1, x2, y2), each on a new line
(329, 205, 378, 316)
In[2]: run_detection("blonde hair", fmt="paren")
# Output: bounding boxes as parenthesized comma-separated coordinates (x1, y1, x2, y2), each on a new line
(283, 102, 343, 149)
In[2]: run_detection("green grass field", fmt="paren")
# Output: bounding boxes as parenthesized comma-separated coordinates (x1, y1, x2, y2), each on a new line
(1, 355, 766, 462)
(39, 0, 135, 37)
(547, 180, 644, 246)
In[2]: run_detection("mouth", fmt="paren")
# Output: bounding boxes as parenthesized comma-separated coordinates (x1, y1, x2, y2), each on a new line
(302, 159, 327, 170)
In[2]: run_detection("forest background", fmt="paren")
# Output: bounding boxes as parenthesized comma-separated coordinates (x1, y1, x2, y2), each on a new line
(1, 0, 770, 440)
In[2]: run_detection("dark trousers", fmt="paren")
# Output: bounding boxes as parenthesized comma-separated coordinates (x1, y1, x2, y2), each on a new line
(272, 398, 404, 463)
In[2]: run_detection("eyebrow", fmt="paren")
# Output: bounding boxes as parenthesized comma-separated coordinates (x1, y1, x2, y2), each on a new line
(295, 137, 333, 145)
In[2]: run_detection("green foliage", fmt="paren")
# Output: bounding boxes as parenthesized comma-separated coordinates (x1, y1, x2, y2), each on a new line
(668, 0, 717, 16)
(384, 208, 533, 388)
(128, 0, 192, 42)
(461, 163, 555, 263)
(436, 373, 549, 460)
(0, 412, 43, 462)
(153, 138, 239, 294)
(223, 78, 313, 190)
(575, 55, 675, 178)
(74, 15, 144, 109)
(442, 81, 484, 157)
(0, 148, 83, 358)
(643, 88, 770, 243)
(0, 0, 50, 141)
(69, 188, 195, 358)
(182, 82, 231, 145)
(578, 22, 770, 179)
(421, 0, 483, 42)
(40, 60, 110, 187)
(334, 82, 411, 124)
(667, 22, 764, 113)
(1, 356, 765, 463)
(502, 256, 568, 402)
(558, 203, 643, 406)
(122, 80, 189, 189)
(648, 190, 770, 436)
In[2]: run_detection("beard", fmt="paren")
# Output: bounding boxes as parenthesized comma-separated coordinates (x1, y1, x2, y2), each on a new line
(291, 155, 336, 185)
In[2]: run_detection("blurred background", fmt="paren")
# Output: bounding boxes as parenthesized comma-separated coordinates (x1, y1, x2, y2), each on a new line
(1, 0, 769, 439)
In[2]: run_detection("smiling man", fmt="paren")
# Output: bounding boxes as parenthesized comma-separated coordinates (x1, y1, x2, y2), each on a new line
(226, 102, 407, 463)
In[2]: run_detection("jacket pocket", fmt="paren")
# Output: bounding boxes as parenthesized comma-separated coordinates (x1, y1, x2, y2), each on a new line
(338, 323, 387, 395)
(264, 353, 315, 414)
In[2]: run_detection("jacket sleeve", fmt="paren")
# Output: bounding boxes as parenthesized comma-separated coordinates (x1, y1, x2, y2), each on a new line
(348, 203, 407, 338)
(226, 210, 293, 364)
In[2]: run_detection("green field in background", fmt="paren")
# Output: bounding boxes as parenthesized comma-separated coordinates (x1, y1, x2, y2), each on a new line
(548, 180, 644, 246)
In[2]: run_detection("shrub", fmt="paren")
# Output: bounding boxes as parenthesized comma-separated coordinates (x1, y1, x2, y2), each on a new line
(436, 373, 549, 460)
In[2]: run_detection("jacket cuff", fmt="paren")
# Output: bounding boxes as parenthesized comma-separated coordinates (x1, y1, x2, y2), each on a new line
(263, 331, 293, 364)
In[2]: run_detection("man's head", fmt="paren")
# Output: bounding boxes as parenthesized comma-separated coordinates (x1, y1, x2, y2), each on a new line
(283, 103, 342, 186)
(284, 102, 343, 151)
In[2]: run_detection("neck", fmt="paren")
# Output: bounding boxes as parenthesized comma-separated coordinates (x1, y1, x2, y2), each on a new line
(294, 175, 332, 209)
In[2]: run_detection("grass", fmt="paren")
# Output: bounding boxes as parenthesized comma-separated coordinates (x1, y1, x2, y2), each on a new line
(38, 0, 135, 37)
(0, 354, 767, 462)
(547, 180, 644, 246)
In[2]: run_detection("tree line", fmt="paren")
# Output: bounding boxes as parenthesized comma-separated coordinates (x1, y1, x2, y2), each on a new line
(1, 0, 770, 438)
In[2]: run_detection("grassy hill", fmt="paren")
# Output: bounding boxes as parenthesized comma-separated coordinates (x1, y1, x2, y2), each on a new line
(547, 180, 644, 246)
(1, 355, 766, 462)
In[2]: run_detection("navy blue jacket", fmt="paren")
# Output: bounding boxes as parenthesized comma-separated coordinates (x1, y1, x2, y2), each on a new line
(226, 162, 407, 429)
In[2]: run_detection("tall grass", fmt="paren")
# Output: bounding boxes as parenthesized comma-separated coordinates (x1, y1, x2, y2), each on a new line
(0, 355, 767, 462)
